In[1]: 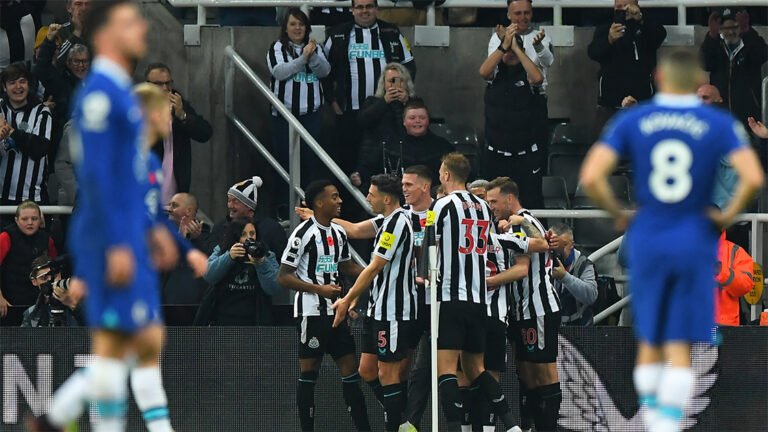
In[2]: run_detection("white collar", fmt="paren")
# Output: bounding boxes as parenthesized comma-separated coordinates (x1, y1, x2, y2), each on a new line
(91, 56, 133, 89)
(653, 93, 701, 108)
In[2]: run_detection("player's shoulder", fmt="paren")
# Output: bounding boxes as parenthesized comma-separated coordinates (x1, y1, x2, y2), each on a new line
(330, 220, 348, 237)
(290, 218, 315, 238)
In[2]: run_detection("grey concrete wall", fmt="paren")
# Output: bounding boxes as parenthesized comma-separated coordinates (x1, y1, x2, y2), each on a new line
(139, 2, 768, 221)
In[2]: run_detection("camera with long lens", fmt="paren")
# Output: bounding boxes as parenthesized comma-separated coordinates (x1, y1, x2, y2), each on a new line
(31, 256, 72, 327)
(241, 238, 268, 262)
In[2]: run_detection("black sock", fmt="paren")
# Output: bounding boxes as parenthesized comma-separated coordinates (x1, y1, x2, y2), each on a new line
(381, 383, 405, 431)
(438, 374, 462, 426)
(466, 385, 485, 431)
(474, 371, 514, 429)
(533, 382, 562, 432)
(519, 378, 534, 430)
(342, 372, 372, 431)
(297, 371, 318, 431)
(399, 380, 409, 410)
(459, 386, 471, 426)
(366, 378, 385, 408)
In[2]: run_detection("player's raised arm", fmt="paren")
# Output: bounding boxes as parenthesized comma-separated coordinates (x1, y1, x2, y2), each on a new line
(294, 206, 378, 239)
(713, 145, 764, 227)
(579, 144, 626, 228)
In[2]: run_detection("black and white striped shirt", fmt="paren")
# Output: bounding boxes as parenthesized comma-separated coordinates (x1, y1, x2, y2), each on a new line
(501, 209, 560, 321)
(486, 231, 516, 324)
(282, 217, 351, 317)
(0, 100, 52, 202)
(267, 40, 330, 116)
(324, 23, 413, 111)
(427, 190, 493, 304)
(368, 207, 417, 321)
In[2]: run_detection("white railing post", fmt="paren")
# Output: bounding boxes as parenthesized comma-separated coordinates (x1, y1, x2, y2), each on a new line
(288, 126, 301, 229)
(553, 4, 563, 27)
(677, 4, 686, 26)
(197, 5, 206, 26)
(426, 4, 436, 26)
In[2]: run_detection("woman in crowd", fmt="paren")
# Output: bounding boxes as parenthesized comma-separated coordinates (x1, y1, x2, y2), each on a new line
(267, 8, 330, 190)
(352, 62, 417, 186)
(0, 201, 57, 321)
(201, 217, 281, 326)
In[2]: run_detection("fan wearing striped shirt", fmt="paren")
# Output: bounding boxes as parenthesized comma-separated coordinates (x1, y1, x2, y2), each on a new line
(426, 153, 520, 432)
(486, 177, 561, 432)
(278, 179, 371, 432)
(267, 8, 330, 190)
(332, 174, 417, 432)
(0, 63, 53, 214)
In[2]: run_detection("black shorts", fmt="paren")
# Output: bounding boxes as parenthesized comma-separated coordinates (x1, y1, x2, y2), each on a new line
(484, 318, 508, 372)
(297, 315, 356, 360)
(361, 316, 412, 362)
(437, 301, 486, 353)
(508, 312, 561, 363)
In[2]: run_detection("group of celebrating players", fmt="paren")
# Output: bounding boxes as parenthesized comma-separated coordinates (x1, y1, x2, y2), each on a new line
(26, 0, 766, 431)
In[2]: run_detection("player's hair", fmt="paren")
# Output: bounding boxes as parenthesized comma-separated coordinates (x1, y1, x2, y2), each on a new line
(403, 164, 433, 185)
(550, 222, 574, 241)
(468, 179, 490, 190)
(133, 82, 168, 112)
(219, 217, 260, 253)
(144, 62, 171, 80)
(82, 0, 131, 45)
(440, 152, 471, 184)
(432, 184, 446, 198)
(403, 98, 429, 118)
(370, 173, 403, 204)
(658, 49, 704, 93)
(487, 177, 520, 199)
(304, 179, 335, 211)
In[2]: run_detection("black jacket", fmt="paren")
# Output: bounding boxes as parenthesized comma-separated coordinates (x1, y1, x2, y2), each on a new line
(587, 20, 666, 109)
(355, 95, 407, 175)
(151, 93, 213, 193)
(32, 38, 80, 151)
(701, 29, 768, 127)
(357, 128, 453, 182)
(324, 19, 416, 112)
(0, 224, 53, 307)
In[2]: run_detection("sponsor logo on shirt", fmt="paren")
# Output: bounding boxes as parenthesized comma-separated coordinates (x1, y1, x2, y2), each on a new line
(379, 232, 396, 250)
(425, 211, 436, 227)
(348, 43, 385, 60)
(316, 255, 338, 273)
(293, 72, 319, 83)
(414, 231, 425, 247)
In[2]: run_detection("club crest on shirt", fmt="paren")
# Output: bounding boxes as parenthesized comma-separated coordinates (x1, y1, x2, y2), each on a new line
(308, 337, 320, 349)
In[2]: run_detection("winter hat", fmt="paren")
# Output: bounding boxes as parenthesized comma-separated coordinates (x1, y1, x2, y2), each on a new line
(228, 176, 263, 210)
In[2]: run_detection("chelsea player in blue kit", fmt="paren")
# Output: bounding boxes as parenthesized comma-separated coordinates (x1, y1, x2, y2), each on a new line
(580, 49, 764, 432)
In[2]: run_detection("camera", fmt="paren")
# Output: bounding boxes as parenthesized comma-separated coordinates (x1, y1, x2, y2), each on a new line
(242, 238, 268, 261)
(30, 256, 72, 327)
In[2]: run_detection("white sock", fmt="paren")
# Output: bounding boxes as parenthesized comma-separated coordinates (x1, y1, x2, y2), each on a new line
(131, 366, 173, 432)
(653, 367, 692, 432)
(633, 362, 663, 429)
(88, 357, 129, 432)
(47, 369, 88, 427)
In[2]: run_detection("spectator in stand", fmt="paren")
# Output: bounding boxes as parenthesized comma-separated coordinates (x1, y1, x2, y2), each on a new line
(267, 8, 330, 190)
(199, 217, 281, 326)
(33, 26, 61, 64)
(167, 192, 213, 254)
(0, 201, 57, 322)
(351, 62, 415, 183)
(353, 99, 451, 187)
(0, 63, 53, 210)
(749, 117, 768, 140)
(323, 0, 415, 176)
(468, 179, 489, 201)
(0, 0, 45, 71)
(145, 63, 213, 204)
(714, 230, 754, 326)
(480, 23, 545, 210)
(701, 8, 767, 136)
(22, 254, 81, 327)
(696, 84, 724, 107)
(488, 0, 553, 97)
(54, 120, 77, 205)
(210, 177, 288, 258)
(588, 0, 666, 133)
(33, 23, 90, 148)
(55, 0, 91, 65)
(549, 223, 599, 326)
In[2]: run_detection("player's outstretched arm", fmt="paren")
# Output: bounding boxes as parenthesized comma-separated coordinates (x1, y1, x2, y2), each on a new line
(579, 144, 626, 228)
(487, 255, 530, 287)
(332, 256, 387, 327)
(713, 147, 764, 227)
(293, 206, 377, 239)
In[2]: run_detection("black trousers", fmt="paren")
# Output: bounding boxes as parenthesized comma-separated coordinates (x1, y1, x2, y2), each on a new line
(483, 148, 544, 210)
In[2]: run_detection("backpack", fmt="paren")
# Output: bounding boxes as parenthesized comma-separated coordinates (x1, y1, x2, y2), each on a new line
(592, 275, 622, 325)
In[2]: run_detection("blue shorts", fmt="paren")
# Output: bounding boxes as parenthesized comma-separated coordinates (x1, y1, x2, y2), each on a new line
(75, 250, 162, 334)
(628, 240, 715, 345)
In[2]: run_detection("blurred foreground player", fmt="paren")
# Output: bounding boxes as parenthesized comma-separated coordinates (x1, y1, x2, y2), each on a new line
(580, 49, 763, 432)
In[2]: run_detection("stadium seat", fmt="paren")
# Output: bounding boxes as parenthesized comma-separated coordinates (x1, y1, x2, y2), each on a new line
(572, 176, 631, 209)
(571, 177, 628, 249)
(550, 122, 593, 154)
(547, 153, 584, 197)
(542, 176, 570, 209)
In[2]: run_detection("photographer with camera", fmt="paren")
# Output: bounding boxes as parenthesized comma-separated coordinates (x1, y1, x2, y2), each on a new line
(22, 255, 82, 327)
(198, 217, 281, 326)
(548, 223, 598, 326)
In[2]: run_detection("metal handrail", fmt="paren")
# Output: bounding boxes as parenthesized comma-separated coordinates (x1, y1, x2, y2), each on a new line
(762, 76, 767, 125)
(0, 206, 73, 215)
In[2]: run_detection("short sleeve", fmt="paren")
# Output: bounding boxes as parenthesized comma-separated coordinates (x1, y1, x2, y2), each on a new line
(370, 215, 385, 232)
(339, 229, 351, 262)
(281, 228, 306, 267)
(496, 232, 529, 254)
(598, 110, 632, 157)
(374, 216, 405, 261)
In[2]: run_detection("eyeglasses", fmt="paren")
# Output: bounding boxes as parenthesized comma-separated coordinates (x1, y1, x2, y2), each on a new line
(150, 80, 174, 88)
(69, 59, 90, 66)
(353, 4, 377, 11)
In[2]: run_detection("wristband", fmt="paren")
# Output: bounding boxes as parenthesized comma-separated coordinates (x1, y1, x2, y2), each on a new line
(497, 45, 508, 54)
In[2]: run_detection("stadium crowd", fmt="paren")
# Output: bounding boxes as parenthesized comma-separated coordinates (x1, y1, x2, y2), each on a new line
(1, 0, 766, 431)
